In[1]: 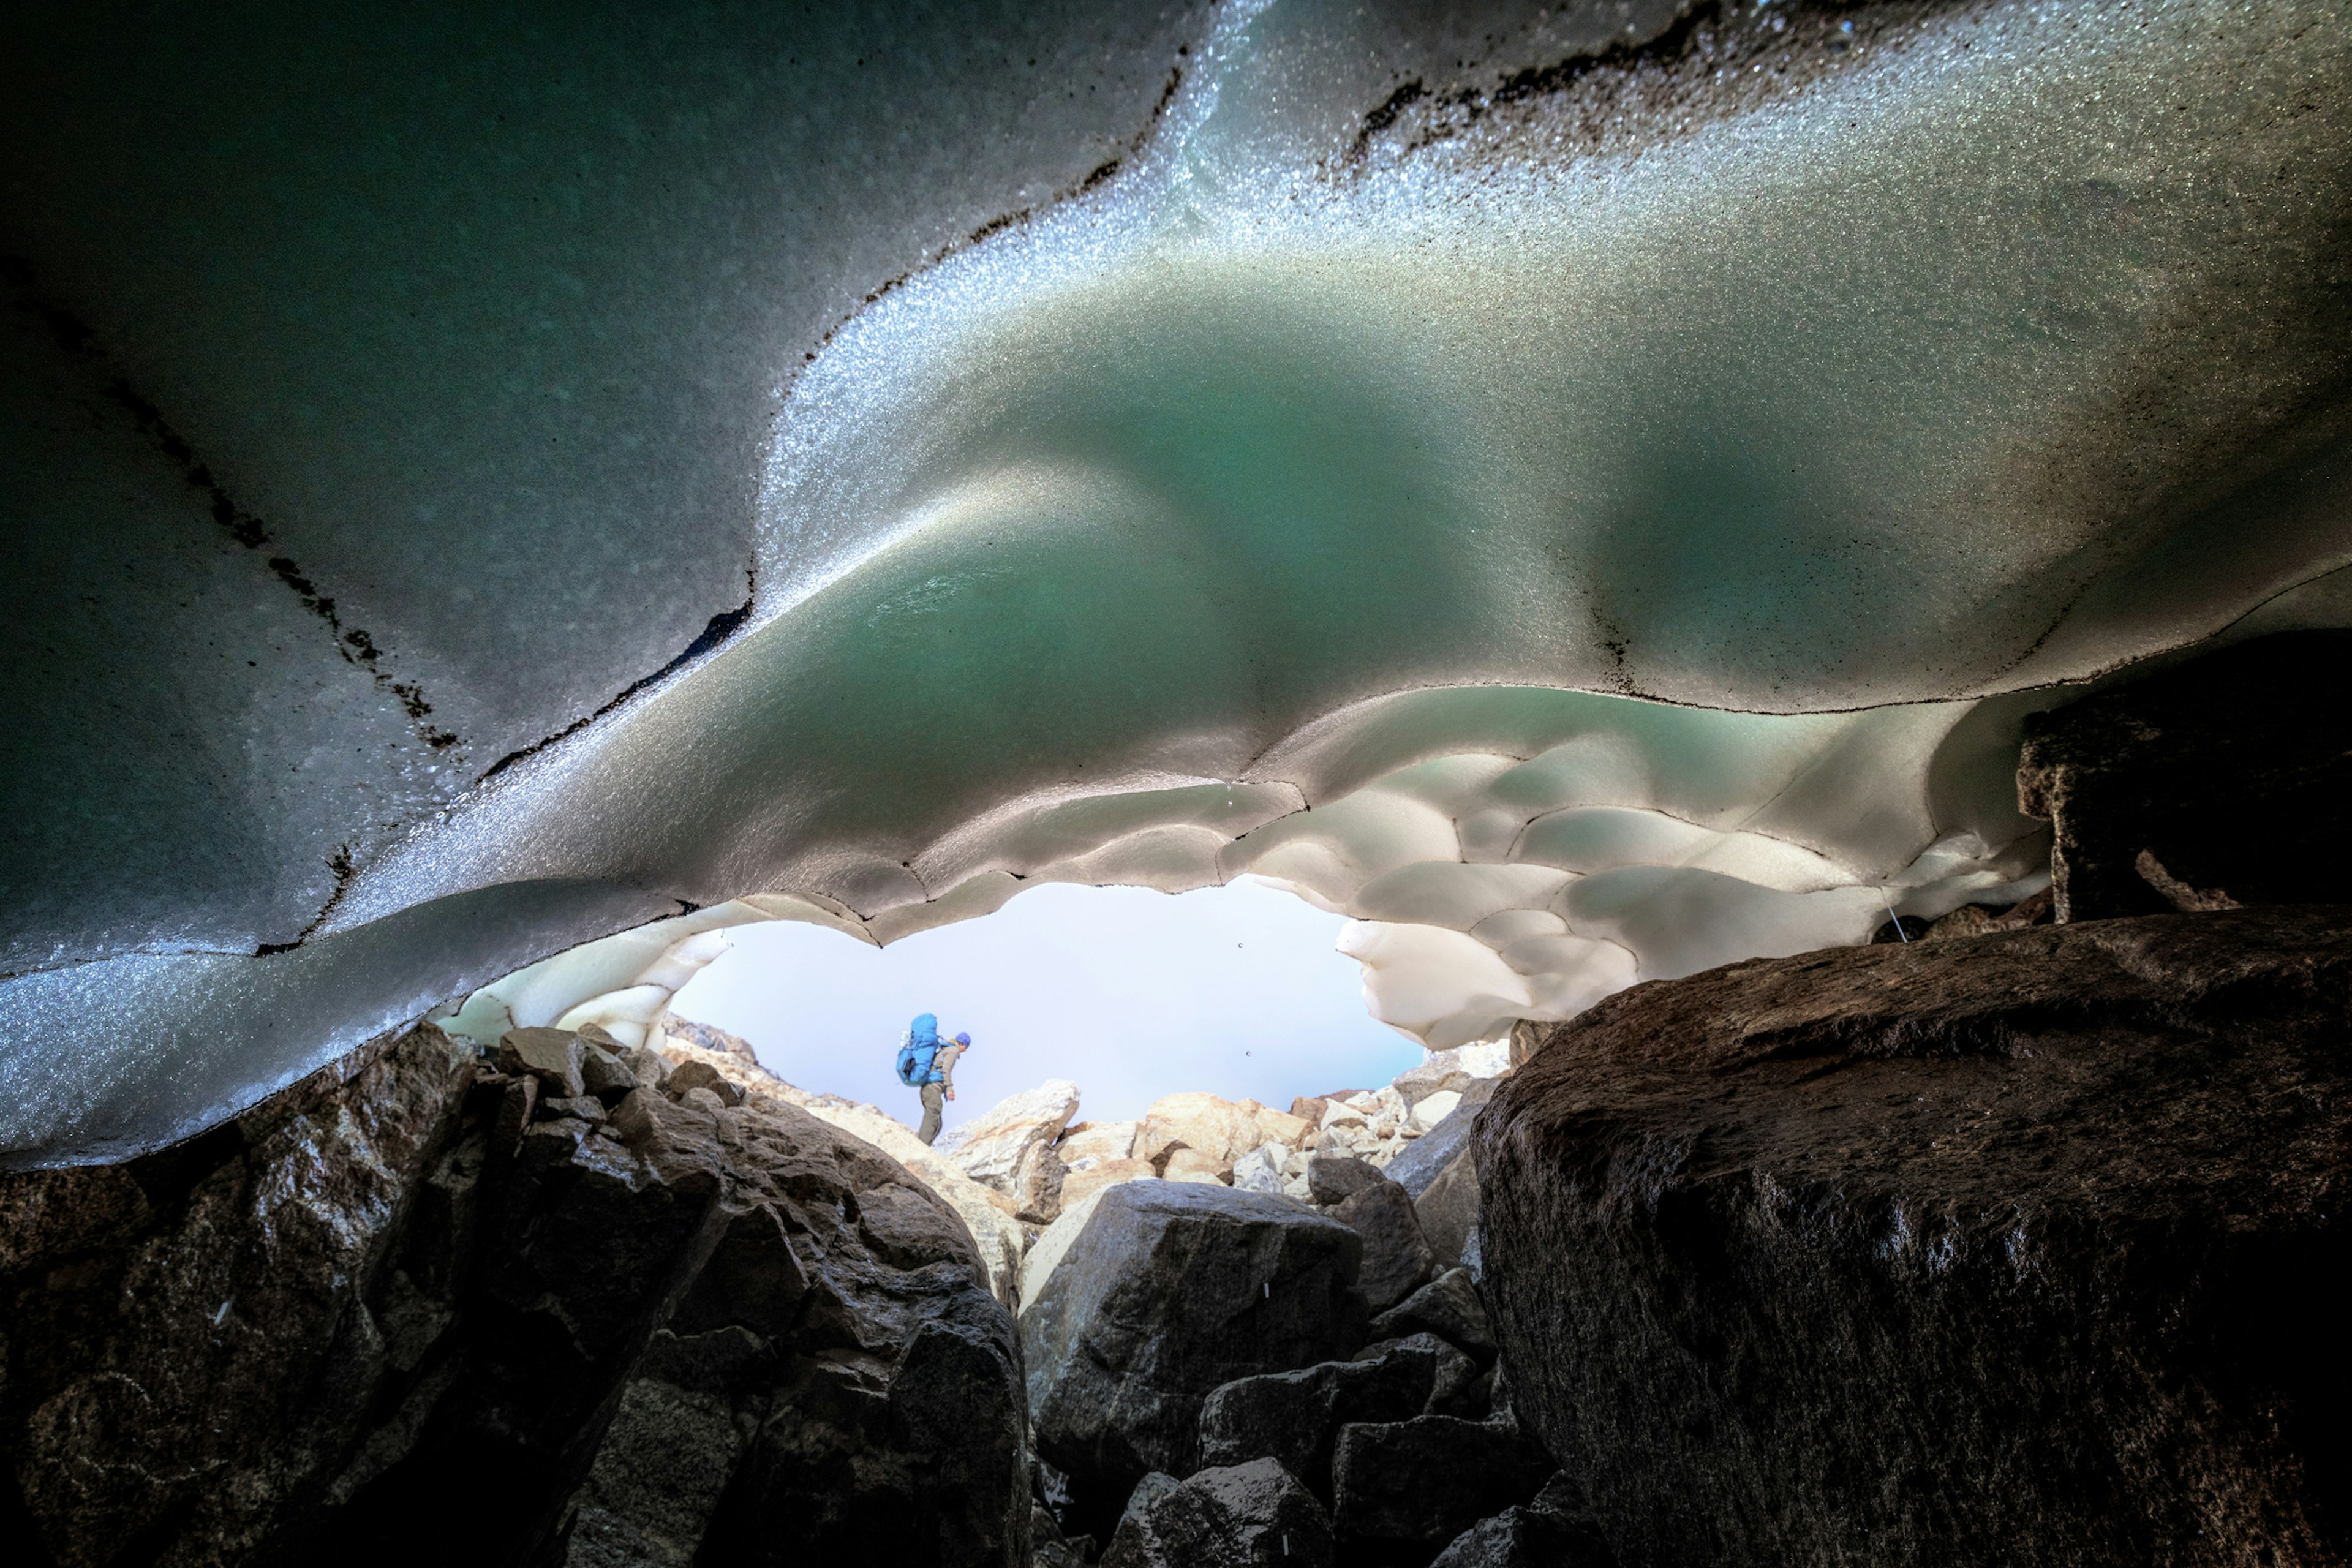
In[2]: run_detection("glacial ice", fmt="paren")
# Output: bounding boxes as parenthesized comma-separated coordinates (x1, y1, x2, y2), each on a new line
(2, 0, 2350, 1163)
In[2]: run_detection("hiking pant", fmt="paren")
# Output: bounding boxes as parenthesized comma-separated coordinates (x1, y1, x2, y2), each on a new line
(918, 1082, 944, 1145)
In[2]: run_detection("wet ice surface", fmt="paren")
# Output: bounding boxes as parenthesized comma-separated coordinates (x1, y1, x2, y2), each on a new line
(5, 0, 2350, 1163)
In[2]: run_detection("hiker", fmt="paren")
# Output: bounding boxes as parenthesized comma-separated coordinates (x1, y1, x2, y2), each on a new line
(895, 1012, 972, 1145)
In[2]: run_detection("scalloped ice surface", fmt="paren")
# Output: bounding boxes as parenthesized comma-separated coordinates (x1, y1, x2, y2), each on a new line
(4, 0, 2350, 1164)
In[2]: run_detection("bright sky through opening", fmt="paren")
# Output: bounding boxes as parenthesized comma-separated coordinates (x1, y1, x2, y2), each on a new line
(669, 878, 1427, 1130)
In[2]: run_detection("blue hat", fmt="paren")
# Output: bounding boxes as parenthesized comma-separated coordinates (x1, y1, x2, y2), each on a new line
(955, 1031, 971, 1046)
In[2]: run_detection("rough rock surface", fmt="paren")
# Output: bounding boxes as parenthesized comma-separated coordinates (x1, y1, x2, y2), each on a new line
(0, 1024, 1029, 1567)
(1021, 1182, 1368, 1520)
(1429, 1502, 1615, 1568)
(1137, 1095, 1310, 1169)
(1380, 1077, 1502, 1198)
(1058, 1120, 1140, 1166)
(1412, 1148, 1480, 1269)
(1101, 1458, 1334, 1568)
(1368, 1267, 1493, 1362)
(1305, 1153, 1385, 1206)
(1330, 1180, 1436, 1313)
(1197, 1343, 1431, 1499)
(1480, 907, 2352, 1568)
(941, 1079, 1079, 1224)
(2018, 631, 2352, 922)
(1061, 1158, 1156, 1210)
(1329, 1414, 1555, 1553)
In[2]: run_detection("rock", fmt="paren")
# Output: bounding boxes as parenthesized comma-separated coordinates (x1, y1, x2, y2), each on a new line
(666, 1058, 745, 1107)
(1060, 1158, 1156, 1210)
(759, 1082, 1028, 1306)
(1409, 1089, 1461, 1131)
(1330, 1181, 1435, 1313)
(1101, 1458, 1334, 1568)
(679, 1085, 729, 1115)
(541, 1093, 610, 1125)
(2016, 631, 2352, 922)
(1058, 1119, 1139, 1165)
(1138, 1093, 1285, 1168)
(656, 1011, 764, 1072)
(1412, 1148, 1480, 1269)
(947, 1079, 1080, 1224)
(1379, 1077, 1501, 1198)
(1351, 1331, 1486, 1419)
(1480, 906, 2352, 1568)
(1369, 1267, 1494, 1362)
(1429, 1505, 1616, 1568)
(0, 1022, 1030, 1567)
(1390, 1041, 1512, 1109)
(1304, 1153, 1384, 1206)
(620, 1041, 673, 1091)
(1330, 1415, 1555, 1551)
(579, 1044, 639, 1102)
(1231, 1144, 1286, 1195)
(500, 1025, 587, 1096)
(1162, 1147, 1232, 1185)
(1251, 1106, 1315, 1152)
(1198, 1343, 1433, 1498)
(1022, 1182, 1369, 1521)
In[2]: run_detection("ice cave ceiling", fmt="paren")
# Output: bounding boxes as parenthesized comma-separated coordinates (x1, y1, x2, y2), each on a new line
(2, 0, 2348, 1164)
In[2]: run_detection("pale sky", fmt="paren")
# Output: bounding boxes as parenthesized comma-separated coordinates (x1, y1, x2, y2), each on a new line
(668, 878, 1427, 1134)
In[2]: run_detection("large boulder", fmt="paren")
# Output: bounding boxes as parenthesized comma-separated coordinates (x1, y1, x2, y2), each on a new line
(0, 1023, 1031, 1567)
(1020, 1182, 1369, 1517)
(941, 1079, 1080, 1223)
(2018, 631, 2352, 921)
(1329, 1414, 1555, 1552)
(1379, 1077, 1502, 1198)
(1197, 1341, 1433, 1498)
(1412, 1147, 1480, 1269)
(1481, 907, 2352, 1568)
(1101, 1459, 1334, 1568)
(1330, 1180, 1435, 1313)
(1137, 1094, 1312, 1169)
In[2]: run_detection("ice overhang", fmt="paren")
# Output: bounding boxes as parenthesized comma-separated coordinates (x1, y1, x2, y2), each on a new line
(2, 0, 2348, 1164)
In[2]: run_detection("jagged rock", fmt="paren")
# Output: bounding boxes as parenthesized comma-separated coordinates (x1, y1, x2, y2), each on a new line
(2017, 631, 2352, 922)
(1304, 1153, 1384, 1206)
(657, 1012, 764, 1071)
(1330, 1415, 1555, 1552)
(1369, 1267, 1493, 1362)
(1137, 1094, 1310, 1169)
(1330, 1180, 1434, 1313)
(1430, 1505, 1616, 1568)
(1198, 1339, 1439, 1498)
(579, 1043, 638, 1102)
(1061, 1158, 1155, 1210)
(1379, 1078, 1501, 1198)
(1231, 1145, 1285, 1194)
(1413, 1147, 1480, 1269)
(1163, 1147, 1232, 1185)
(1480, 906, 2352, 1568)
(1058, 1119, 1139, 1165)
(0, 1022, 1030, 1567)
(1101, 1458, 1334, 1568)
(541, 1093, 609, 1125)
(666, 1058, 745, 1107)
(1352, 1331, 1487, 1419)
(1391, 1042, 1513, 1109)
(946, 1080, 1080, 1224)
(500, 1025, 587, 1096)
(1022, 1182, 1368, 1521)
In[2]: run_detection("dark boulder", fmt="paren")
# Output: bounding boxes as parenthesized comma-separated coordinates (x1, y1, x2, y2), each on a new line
(1429, 1505, 1615, 1568)
(1330, 1180, 1435, 1312)
(1368, 1267, 1493, 1362)
(1305, 1153, 1384, 1205)
(0, 1023, 1029, 1568)
(1412, 1146, 1480, 1269)
(1379, 1078, 1501, 1199)
(1480, 907, 2352, 1568)
(1329, 1414, 1555, 1553)
(1199, 1337, 1440, 1498)
(1101, 1458, 1334, 1568)
(1022, 1182, 1368, 1515)
(2018, 630, 2352, 921)
(1352, 1330, 1485, 1418)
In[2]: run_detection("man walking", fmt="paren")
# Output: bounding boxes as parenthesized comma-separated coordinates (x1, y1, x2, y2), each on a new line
(895, 1012, 972, 1145)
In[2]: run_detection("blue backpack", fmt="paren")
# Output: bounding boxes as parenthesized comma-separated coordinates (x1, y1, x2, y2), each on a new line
(895, 1012, 940, 1086)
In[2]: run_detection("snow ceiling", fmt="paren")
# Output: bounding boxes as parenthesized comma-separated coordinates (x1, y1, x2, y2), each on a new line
(4, 0, 2349, 1163)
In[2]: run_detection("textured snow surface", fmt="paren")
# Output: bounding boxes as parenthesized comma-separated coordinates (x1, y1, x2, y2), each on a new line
(4, 0, 2350, 1163)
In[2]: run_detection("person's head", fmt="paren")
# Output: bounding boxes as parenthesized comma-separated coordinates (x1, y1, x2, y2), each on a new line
(954, 1032, 971, 1048)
